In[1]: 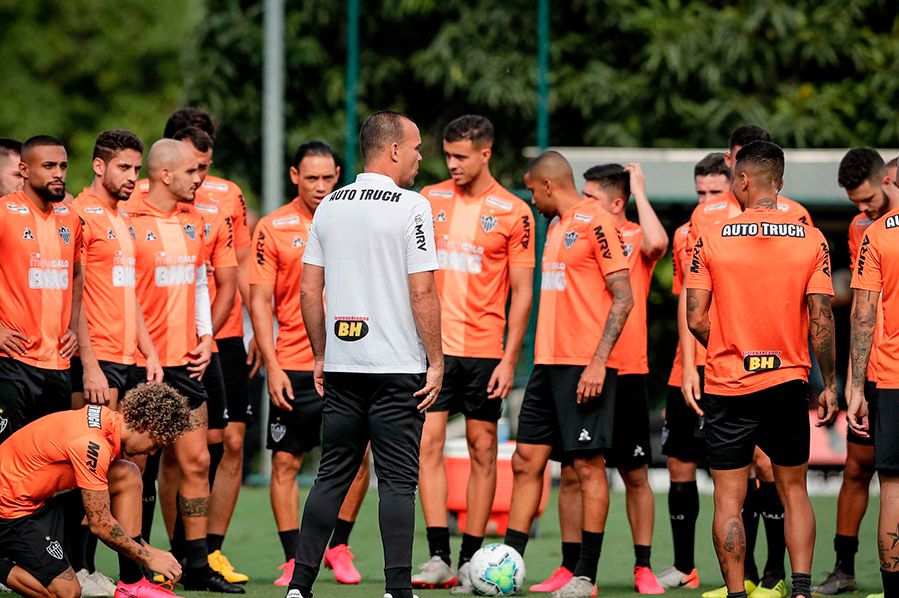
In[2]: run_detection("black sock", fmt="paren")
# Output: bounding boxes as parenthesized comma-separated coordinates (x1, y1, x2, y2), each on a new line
(503, 528, 530, 558)
(208, 442, 224, 487)
(634, 544, 651, 568)
(458, 534, 483, 566)
(669, 481, 699, 573)
(426, 526, 451, 564)
(727, 592, 748, 598)
(791, 572, 811, 598)
(759, 481, 786, 580)
(184, 538, 209, 571)
(881, 568, 899, 597)
(573, 531, 604, 583)
(742, 480, 760, 584)
(834, 534, 858, 576)
(329, 518, 354, 548)
(171, 496, 186, 561)
(278, 529, 299, 563)
(85, 533, 98, 572)
(141, 450, 161, 540)
(562, 542, 581, 572)
(207, 533, 224, 553)
(119, 536, 145, 584)
(385, 565, 414, 598)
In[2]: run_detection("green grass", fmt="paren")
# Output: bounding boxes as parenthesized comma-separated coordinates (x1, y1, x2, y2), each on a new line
(92, 485, 883, 597)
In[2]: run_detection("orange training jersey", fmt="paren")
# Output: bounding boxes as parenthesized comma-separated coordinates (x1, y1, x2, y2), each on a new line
(126, 195, 207, 367)
(191, 191, 238, 339)
(248, 199, 315, 371)
(668, 221, 707, 387)
(0, 406, 122, 519)
(851, 209, 899, 388)
(535, 198, 629, 366)
(423, 179, 535, 359)
(0, 191, 81, 370)
(607, 221, 657, 375)
(203, 176, 250, 341)
(73, 190, 138, 364)
(848, 212, 881, 382)
(685, 209, 833, 395)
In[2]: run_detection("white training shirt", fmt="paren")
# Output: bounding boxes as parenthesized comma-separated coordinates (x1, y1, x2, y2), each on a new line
(302, 172, 439, 374)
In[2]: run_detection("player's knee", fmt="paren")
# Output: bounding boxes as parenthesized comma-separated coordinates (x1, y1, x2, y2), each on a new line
(419, 432, 445, 461)
(559, 466, 580, 492)
(272, 452, 301, 480)
(619, 466, 648, 490)
(223, 428, 244, 455)
(468, 436, 497, 471)
(108, 460, 143, 494)
(181, 451, 211, 480)
(511, 450, 538, 478)
(667, 457, 696, 481)
(572, 459, 603, 485)
(50, 578, 80, 598)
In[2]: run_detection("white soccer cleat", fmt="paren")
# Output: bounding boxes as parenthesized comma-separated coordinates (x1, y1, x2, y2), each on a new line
(77, 569, 116, 597)
(450, 562, 472, 594)
(551, 575, 597, 598)
(655, 566, 699, 589)
(284, 589, 307, 598)
(383, 594, 421, 598)
(411, 556, 456, 589)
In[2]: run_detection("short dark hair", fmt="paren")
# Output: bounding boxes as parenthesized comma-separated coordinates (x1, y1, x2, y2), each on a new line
(359, 111, 410, 164)
(729, 125, 772, 151)
(0, 138, 22, 159)
(694, 152, 730, 179)
(164, 108, 216, 140)
(734, 140, 784, 183)
(21, 135, 65, 160)
(838, 147, 886, 190)
(172, 127, 214, 153)
(92, 130, 144, 164)
(442, 115, 494, 148)
(293, 141, 337, 168)
(583, 163, 630, 200)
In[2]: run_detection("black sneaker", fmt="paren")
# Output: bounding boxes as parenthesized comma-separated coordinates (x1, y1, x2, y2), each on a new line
(182, 566, 246, 593)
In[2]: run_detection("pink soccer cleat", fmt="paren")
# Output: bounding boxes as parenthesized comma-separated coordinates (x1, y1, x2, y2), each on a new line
(274, 559, 294, 587)
(115, 578, 184, 598)
(323, 544, 362, 585)
(634, 566, 666, 594)
(530, 566, 575, 592)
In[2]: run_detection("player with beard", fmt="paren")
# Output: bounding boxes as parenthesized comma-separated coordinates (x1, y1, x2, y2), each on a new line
(0, 135, 82, 443)
(812, 149, 899, 595)
(0, 139, 23, 196)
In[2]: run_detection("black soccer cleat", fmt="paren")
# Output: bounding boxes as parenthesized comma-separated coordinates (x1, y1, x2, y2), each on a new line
(182, 566, 246, 593)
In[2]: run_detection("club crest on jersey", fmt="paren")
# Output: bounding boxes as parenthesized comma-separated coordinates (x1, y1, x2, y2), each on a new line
(146, 231, 157, 241)
(184, 224, 196, 240)
(435, 210, 446, 223)
(270, 423, 287, 443)
(46, 539, 64, 560)
(128, 226, 136, 240)
(564, 231, 578, 249)
(204, 223, 211, 239)
(0, 415, 6, 435)
(293, 236, 305, 248)
(23, 228, 33, 240)
(107, 228, 116, 240)
(58, 226, 71, 245)
(481, 215, 498, 233)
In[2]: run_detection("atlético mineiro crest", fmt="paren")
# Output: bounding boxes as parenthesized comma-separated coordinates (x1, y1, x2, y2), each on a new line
(184, 224, 196, 241)
(46, 539, 64, 560)
(0, 414, 7, 435)
(270, 423, 287, 443)
(435, 210, 446, 223)
(564, 231, 578, 249)
(58, 226, 71, 245)
(481, 215, 497, 233)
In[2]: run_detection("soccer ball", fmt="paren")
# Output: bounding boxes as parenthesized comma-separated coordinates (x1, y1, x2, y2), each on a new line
(468, 543, 525, 596)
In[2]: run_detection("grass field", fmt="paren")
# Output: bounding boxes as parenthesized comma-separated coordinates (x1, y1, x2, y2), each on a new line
(88, 484, 883, 598)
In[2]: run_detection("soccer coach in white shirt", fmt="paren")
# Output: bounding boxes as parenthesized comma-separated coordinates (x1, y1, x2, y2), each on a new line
(287, 111, 443, 598)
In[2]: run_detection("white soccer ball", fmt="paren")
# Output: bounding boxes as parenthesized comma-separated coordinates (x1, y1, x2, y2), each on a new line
(468, 543, 525, 596)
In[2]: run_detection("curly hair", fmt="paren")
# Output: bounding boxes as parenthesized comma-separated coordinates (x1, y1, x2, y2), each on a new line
(120, 383, 192, 445)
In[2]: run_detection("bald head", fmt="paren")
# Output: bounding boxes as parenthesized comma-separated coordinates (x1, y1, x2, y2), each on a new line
(146, 139, 200, 202)
(526, 151, 576, 189)
(524, 151, 581, 217)
(147, 139, 193, 179)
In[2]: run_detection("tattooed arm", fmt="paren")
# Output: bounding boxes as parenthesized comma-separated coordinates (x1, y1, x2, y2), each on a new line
(848, 289, 878, 437)
(576, 270, 633, 404)
(685, 288, 712, 348)
(808, 293, 838, 426)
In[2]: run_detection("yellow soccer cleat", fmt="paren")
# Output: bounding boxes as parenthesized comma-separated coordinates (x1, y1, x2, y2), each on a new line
(702, 580, 758, 598)
(750, 579, 788, 598)
(208, 550, 250, 584)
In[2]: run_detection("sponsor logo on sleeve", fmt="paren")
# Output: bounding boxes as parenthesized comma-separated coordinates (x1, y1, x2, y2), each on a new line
(87, 405, 102, 429)
(857, 236, 870, 276)
(592, 225, 612, 258)
(689, 238, 704, 274)
(414, 214, 427, 251)
(743, 352, 782, 372)
(85, 440, 101, 473)
(334, 317, 369, 341)
(520, 214, 531, 249)
(255, 231, 266, 265)
(485, 196, 512, 211)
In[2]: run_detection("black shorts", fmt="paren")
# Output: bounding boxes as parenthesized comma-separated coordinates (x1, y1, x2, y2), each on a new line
(130, 365, 208, 412)
(430, 355, 503, 422)
(874, 388, 899, 475)
(0, 496, 69, 586)
(606, 374, 652, 469)
(517, 365, 618, 457)
(847, 381, 877, 447)
(203, 353, 228, 430)
(0, 358, 71, 444)
(704, 379, 810, 470)
(662, 366, 706, 462)
(217, 337, 253, 424)
(267, 371, 323, 455)
(69, 356, 136, 395)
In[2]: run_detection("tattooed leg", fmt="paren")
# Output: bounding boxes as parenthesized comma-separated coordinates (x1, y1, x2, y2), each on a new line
(878, 475, 899, 571)
(47, 567, 80, 598)
(173, 410, 211, 541)
(712, 466, 750, 592)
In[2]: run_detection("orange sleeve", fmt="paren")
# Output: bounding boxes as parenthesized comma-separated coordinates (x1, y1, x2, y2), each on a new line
(798, 204, 813, 227)
(591, 220, 629, 276)
(851, 230, 882, 292)
(848, 224, 861, 274)
(807, 231, 834, 296)
(508, 205, 536, 268)
(231, 189, 251, 250)
(72, 215, 83, 264)
(684, 236, 712, 291)
(211, 216, 238, 269)
(671, 233, 685, 295)
(248, 221, 277, 285)
(64, 434, 112, 491)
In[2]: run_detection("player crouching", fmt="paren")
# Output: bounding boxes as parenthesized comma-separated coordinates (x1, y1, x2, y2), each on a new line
(0, 384, 192, 598)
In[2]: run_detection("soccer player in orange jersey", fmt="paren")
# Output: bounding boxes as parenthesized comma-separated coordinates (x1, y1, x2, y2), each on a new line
(685, 141, 838, 598)
(0, 384, 190, 598)
(502, 151, 633, 598)
(0, 139, 23, 196)
(412, 115, 535, 591)
(127, 140, 240, 593)
(813, 149, 899, 595)
(249, 141, 371, 586)
(0, 135, 82, 443)
(656, 152, 730, 591)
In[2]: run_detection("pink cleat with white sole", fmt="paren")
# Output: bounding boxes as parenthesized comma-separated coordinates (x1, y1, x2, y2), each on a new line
(324, 544, 362, 585)
(115, 579, 184, 598)
(273, 559, 294, 587)
(530, 567, 575, 593)
(634, 566, 666, 594)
